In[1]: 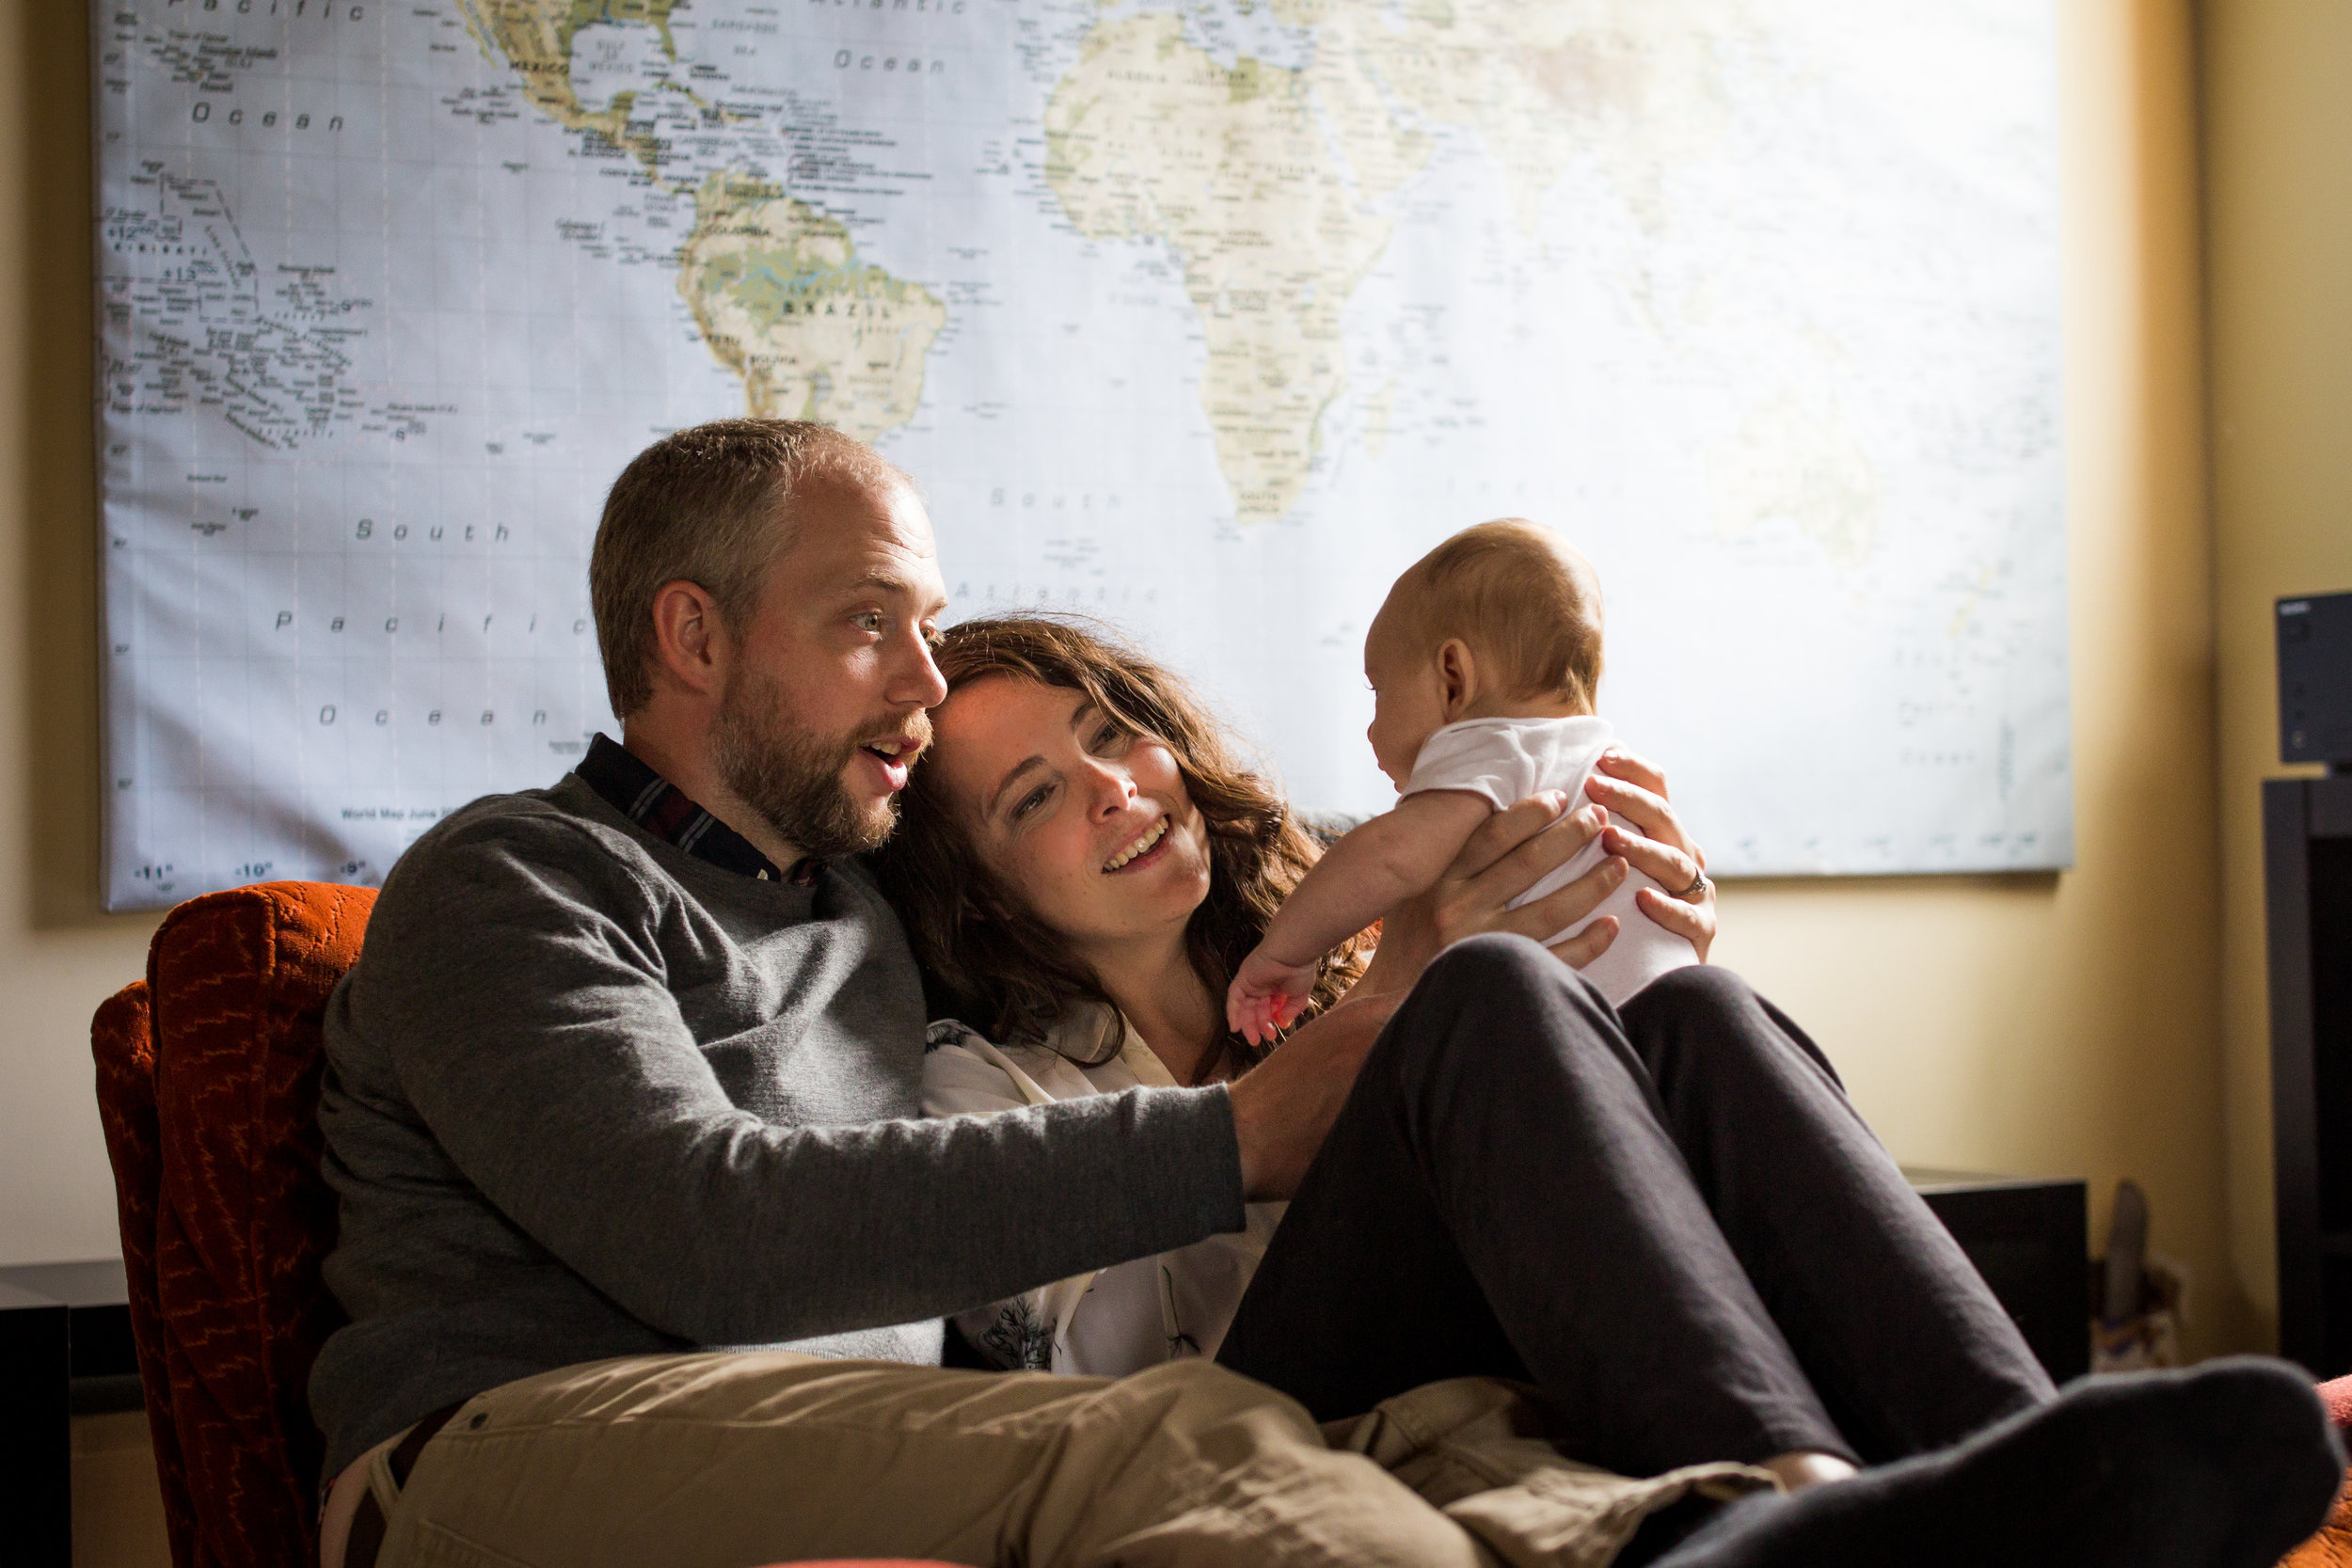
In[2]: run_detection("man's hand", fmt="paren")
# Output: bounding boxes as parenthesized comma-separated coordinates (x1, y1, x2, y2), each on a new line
(1588, 748, 1716, 962)
(1227, 988, 1401, 1199)
(1356, 792, 1622, 997)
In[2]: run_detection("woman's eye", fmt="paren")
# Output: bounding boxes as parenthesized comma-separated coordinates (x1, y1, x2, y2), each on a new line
(853, 611, 884, 633)
(1011, 784, 1053, 822)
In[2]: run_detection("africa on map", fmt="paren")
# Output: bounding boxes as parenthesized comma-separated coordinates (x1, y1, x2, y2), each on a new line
(93, 0, 2068, 910)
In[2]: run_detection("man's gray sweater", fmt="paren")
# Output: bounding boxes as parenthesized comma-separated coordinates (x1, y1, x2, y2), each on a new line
(309, 771, 1246, 1473)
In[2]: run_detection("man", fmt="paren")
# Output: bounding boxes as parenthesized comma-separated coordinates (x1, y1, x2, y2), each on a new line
(314, 420, 2339, 1568)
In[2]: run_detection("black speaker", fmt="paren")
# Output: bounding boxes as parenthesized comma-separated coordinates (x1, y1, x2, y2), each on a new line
(2280, 592, 2352, 769)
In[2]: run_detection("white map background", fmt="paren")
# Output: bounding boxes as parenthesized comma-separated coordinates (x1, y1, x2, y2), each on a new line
(93, 0, 2069, 911)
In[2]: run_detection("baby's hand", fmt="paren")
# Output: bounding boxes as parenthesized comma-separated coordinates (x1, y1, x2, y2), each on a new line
(1226, 948, 1319, 1047)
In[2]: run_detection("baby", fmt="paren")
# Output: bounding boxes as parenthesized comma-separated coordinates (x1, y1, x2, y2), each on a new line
(1228, 518, 1699, 1042)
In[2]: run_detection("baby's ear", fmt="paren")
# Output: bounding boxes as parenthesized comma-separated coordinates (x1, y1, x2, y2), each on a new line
(1436, 638, 1479, 715)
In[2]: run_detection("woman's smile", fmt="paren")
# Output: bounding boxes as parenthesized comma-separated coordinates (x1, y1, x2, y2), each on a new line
(1104, 816, 1170, 873)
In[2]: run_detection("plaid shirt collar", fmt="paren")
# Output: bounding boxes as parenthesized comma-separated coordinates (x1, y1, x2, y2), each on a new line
(577, 733, 816, 886)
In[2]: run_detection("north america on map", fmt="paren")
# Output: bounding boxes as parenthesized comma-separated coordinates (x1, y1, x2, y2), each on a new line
(94, 0, 2067, 910)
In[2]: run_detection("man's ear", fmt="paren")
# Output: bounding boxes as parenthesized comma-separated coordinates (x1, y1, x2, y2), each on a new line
(1436, 639, 1478, 720)
(648, 579, 728, 700)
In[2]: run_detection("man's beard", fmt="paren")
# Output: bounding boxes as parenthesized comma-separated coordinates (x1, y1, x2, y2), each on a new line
(710, 669, 930, 862)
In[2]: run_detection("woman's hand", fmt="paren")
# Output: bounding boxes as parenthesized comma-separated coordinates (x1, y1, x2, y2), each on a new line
(1355, 792, 1623, 997)
(1588, 748, 1716, 963)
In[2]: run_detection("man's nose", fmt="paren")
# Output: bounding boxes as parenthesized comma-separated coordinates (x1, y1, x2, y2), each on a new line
(894, 629, 950, 708)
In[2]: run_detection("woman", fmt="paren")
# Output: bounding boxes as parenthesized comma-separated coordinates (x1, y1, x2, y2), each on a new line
(872, 614, 2333, 1568)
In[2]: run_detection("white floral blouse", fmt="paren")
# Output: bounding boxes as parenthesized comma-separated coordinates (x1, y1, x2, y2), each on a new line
(921, 1007, 1283, 1376)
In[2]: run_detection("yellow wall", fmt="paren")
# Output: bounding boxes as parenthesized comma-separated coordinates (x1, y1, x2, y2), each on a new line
(2203, 0, 2352, 1350)
(0, 0, 2249, 1373)
(7, 1, 173, 1556)
(0, 0, 165, 1270)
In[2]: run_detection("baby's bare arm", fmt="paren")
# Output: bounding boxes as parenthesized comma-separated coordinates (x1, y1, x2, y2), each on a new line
(1259, 791, 1496, 966)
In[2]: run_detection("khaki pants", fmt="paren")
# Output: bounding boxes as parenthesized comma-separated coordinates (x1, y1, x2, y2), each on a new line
(371, 1352, 1772, 1568)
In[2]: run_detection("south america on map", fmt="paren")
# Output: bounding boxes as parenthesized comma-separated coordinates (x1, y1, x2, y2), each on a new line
(93, 0, 2067, 910)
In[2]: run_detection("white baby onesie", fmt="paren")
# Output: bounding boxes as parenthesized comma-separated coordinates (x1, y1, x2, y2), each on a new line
(1402, 715, 1699, 1007)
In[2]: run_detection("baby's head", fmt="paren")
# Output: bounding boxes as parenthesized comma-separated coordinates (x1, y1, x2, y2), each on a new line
(1363, 519, 1605, 787)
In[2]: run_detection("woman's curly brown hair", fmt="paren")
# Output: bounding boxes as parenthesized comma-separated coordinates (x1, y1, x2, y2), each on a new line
(870, 614, 1371, 1075)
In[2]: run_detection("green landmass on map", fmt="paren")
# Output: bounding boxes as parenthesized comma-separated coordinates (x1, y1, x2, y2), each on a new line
(1044, 14, 1396, 524)
(677, 172, 947, 443)
(456, 0, 678, 160)
(1043, 2, 1731, 523)
(457, 0, 945, 444)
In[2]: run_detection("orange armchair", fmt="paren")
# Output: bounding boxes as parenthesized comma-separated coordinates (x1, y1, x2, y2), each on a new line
(92, 881, 375, 1568)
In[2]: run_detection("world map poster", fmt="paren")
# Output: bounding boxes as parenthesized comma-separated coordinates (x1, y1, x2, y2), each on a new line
(93, 0, 2069, 910)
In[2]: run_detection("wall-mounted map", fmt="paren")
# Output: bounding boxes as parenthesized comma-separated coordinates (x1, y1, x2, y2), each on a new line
(93, 0, 2069, 911)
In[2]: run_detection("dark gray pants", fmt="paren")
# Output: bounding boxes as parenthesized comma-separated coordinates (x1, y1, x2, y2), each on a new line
(1217, 935, 2056, 1480)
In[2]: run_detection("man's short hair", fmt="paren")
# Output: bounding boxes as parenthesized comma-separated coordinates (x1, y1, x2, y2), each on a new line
(590, 419, 912, 718)
(1389, 518, 1606, 707)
